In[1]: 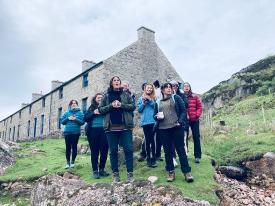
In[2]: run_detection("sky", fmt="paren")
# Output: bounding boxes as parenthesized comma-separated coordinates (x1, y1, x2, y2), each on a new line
(1, 0, 275, 120)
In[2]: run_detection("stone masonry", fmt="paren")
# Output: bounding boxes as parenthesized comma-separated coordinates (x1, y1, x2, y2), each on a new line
(0, 27, 183, 142)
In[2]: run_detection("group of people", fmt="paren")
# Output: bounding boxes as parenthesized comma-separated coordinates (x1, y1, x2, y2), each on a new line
(61, 76, 202, 183)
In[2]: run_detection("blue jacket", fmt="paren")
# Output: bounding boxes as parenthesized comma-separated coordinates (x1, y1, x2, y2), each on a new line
(61, 107, 85, 135)
(137, 96, 155, 126)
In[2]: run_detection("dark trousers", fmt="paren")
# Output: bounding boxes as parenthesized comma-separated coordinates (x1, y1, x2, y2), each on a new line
(140, 131, 162, 158)
(64, 134, 80, 163)
(87, 127, 108, 172)
(187, 120, 202, 158)
(106, 130, 133, 173)
(159, 127, 191, 173)
(143, 124, 156, 159)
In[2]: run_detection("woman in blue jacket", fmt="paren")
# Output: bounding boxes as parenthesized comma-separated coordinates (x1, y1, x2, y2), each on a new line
(138, 83, 157, 168)
(61, 100, 84, 169)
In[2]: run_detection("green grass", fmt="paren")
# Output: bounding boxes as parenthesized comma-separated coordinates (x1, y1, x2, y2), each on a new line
(0, 137, 219, 205)
(0, 191, 29, 206)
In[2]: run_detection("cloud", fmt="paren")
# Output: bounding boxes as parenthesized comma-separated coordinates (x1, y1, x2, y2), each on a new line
(1, 0, 275, 120)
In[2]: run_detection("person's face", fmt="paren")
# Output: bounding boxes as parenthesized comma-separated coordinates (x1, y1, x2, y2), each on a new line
(122, 82, 129, 91)
(71, 101, 78, 109)
(172, 84, 179, 92)
(145, 85, 153, 95)
(112, 77, 121, 89)
(95, 95, 103, 104)
(163, 85, 172, 95)
(184, 84, 190, 93)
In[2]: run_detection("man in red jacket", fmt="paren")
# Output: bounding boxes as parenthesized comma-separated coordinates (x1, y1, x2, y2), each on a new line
(183, 82, 202, 163)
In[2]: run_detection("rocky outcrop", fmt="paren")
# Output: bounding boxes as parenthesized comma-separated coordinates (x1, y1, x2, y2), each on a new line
(31, 174, 210, 206)
(0, 140, 19, 175)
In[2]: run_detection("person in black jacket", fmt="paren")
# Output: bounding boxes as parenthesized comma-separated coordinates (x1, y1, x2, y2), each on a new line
(154, 83, 193, 183)
(84, 93, 109, 179)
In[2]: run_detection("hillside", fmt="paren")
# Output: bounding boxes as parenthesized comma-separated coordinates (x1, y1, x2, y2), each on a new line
(202, 55, 275, 109)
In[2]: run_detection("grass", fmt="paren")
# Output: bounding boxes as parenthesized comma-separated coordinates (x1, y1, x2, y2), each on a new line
(0, 137, 219, 205)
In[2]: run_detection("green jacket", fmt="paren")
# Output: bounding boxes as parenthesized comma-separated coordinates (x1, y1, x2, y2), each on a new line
(98, 89, 136, 130)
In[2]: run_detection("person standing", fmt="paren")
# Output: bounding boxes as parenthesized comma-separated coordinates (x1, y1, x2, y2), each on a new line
(183, 82, 203, 163)
(98, 76, 136, 183)
(84, 93, 109, 179)
(154, 83, 193, 182)
(138, 83, 157, 168)
(61, 100, 84, 169)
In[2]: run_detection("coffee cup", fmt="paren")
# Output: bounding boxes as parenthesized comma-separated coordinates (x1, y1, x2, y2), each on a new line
(157, 112, 164, 119)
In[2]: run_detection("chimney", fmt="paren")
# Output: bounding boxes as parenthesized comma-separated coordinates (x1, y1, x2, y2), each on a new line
(51, 80, 63, 90)
(21, 103, 29, 108)
(82, 60, 96, 72)
(137, 26, 155, 42)
(32, 93, 43, 102)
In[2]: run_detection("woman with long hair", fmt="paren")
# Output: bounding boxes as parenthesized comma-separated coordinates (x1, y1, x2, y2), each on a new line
(138, 83, 157, 168)
(98, 76, 136, 183)
(61, 100, 84, 169)
(154, 83, 193, 182)
(84, 93, 109, 179)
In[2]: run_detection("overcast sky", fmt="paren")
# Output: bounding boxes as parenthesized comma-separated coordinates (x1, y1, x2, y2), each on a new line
(1, 0, 275, 120)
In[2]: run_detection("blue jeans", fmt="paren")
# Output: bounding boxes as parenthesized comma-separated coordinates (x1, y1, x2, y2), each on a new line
(106, 130, 133, 173)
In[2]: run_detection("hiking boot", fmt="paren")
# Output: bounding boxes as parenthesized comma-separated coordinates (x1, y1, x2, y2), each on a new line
(93, 171, 100, 179)
(184, 172, 194, 183)
(151, 158, 157, 168)
(138, 155, 146, 162)
(112, 172, 120, 183)
(167, 171, 175, 182)
(127, 172, 134, 182)
(195, 158, 201, 164)
(65, 163, 70, 169)
(99, 169, 110, 177)
(70, 163, 75, 168)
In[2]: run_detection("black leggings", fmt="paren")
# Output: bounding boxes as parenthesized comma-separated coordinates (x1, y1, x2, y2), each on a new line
(143, 124, 156, 159)
(64, 134, 80, 163)
(87, 127, 109, 172)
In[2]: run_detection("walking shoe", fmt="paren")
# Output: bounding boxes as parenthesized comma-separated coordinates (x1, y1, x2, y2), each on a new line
(150, 158, 157, 168)
(112, 172, 120, 183)
(167, 171, 175, 182)
(93, 171, 100, 179)
(70, 163, 75, 168)
(138, 155, 146, 162)
(173, 158, 178, 167)
(184, 172, 194, 183)
(195, 158, 201, 164)
(99, 169, 110, 177)
(127, 172, 134, 182)
(65, 163, 70, 169)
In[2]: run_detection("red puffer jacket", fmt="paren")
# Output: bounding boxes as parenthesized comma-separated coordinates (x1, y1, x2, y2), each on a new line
(187, 93, 202, 122)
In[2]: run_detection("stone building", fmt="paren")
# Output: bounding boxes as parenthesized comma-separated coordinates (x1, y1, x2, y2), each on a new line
(0, 27, 183, 142)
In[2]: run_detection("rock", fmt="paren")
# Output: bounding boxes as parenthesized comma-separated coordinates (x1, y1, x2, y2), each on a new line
(133, 135, 143, 152)
(63, 172, 80, 180)
(31, 175, 210, 206)
(0, 139, 16, 175)
(245, 129, 257, 135)
(148, 176, 158, 184)
(263, 152, 275, 160)
(31, 148, 45, 155)
(218, 166, 246, 180)
(77, 144, 89, 155)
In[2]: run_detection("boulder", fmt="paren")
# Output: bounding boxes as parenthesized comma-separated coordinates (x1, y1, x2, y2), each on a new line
(31, 174, 210, 206)
(133, 135, 143, 152)
(217, 166, 246, 180)
(0, 140, 17, 175)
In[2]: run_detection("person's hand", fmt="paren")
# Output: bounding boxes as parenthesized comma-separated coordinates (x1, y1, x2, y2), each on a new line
(112, 100, 121, 108)
(116, 101, 121, 108)
(94, 109, 100, 114)
(68, 115, 76, 120)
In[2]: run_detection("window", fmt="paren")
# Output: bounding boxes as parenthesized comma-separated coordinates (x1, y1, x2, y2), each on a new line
(82, 97, 88, 113)
(59, 87, 63, 99)
(10, 116, 12, 123)
(42, 98, 46, 107)
(33, 117, 37, 138)
(27, 120, 31, 137)
(9, 128, 11, 138)
(82, 73, 89, 87)
(58, 107, 62, 129)
(40, 115, 44, 135)
(19, 111, 21, 119)
(4, 120, 5, 126)
(17, 125, 20, 139)
(12, 126, 15, 140)
(29, 105, 32, 114)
